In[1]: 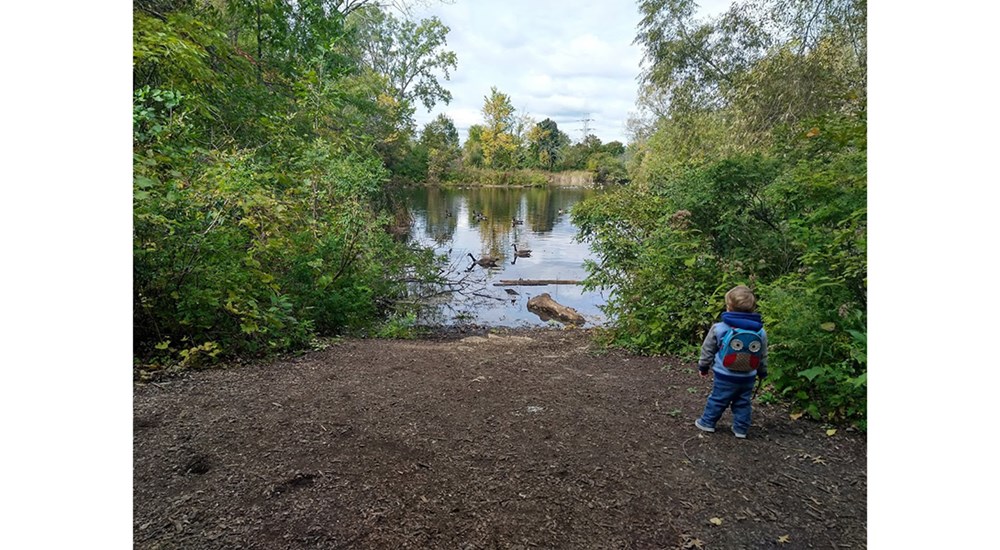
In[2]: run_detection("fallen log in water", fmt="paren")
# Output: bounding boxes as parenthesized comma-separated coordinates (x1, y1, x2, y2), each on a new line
(527, 293, 586, 325)
(492, 279, 583, 286)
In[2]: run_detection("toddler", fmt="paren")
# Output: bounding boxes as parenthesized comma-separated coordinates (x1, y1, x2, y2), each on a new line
(694, 285, 768, 439)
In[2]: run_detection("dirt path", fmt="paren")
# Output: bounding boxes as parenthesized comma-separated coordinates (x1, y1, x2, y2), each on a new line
(134, 329, 866, 549)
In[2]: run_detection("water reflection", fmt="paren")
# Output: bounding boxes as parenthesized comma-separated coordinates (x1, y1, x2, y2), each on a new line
(400, 186, 609, 327)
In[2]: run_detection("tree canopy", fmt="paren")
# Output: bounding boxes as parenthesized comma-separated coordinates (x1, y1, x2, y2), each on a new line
(348, 6, 457, 114)
(526, 118, 570, 170)
(479, 86, 518, 169)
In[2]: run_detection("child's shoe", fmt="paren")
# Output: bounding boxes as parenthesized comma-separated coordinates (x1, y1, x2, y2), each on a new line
(731, 426, 747, 439)
(694, 419, 715, 433)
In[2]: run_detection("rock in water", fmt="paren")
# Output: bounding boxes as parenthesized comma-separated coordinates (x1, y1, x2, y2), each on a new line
(527, 293, 586, 325)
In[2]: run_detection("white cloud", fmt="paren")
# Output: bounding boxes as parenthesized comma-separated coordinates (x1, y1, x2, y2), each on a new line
(440, 106, 482, 132)
(519, 72, 554, 95)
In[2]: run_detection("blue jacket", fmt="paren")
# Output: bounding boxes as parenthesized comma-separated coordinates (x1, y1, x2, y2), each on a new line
(697, 311, 768, 383)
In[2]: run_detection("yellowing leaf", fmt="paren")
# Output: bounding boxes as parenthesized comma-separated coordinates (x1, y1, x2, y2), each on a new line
(806, 127, 820, 137)
(778, 535, 791, 543)
(709, 517, 723, 526)
(789, 412, 804, 420)
(820, 322, 836, 331)
(826, 429, 837, 437)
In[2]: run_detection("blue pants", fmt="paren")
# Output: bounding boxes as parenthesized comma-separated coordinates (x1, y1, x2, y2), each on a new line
(698, 376, 756, 434)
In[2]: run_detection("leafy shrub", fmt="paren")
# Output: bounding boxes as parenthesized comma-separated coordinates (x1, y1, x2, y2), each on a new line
(758, 279, 866, 424)
(586, 151, 628, 185)
(573, 113, 867, 427)
(375, 312, 421, 339)
(444, 167, 549, 187)
(134, 137, 438, 364)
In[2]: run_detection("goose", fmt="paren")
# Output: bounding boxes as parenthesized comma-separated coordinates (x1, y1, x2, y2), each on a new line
(512, 217, 524, 225)
(512, 244, 532, 257)
(467, 253, 499, 267)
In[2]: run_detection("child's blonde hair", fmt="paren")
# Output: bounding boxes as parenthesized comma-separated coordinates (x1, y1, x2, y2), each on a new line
(725, 285, 756, 312)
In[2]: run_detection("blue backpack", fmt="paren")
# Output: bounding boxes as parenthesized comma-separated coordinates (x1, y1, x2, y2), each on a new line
(719, 326, 765, 373)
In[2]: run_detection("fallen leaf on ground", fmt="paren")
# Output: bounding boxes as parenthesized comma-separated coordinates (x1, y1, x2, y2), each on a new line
(709, 517, 723, 526)
(778, 534, 790, 543)
(826, 429, 837, 436)
(790, 412, 804, 420)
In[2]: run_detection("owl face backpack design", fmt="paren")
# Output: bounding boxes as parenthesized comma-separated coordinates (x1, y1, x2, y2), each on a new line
(719, 326, 764, 373)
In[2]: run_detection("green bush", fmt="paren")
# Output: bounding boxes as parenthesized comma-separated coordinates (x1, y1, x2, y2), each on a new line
(375, 312, 421, 339)
(758, 279, 866, 424)
(135, 141, 440, 364)
(573, 113, 866, 427)
(586, 151, 628, 185)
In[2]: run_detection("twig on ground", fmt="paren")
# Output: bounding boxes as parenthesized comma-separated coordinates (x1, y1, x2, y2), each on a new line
(781, 472, 805, 484)
(681, 434, 699, 463)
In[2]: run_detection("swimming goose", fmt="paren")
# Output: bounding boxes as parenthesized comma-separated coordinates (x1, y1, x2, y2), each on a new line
(467, 253, 499, 267)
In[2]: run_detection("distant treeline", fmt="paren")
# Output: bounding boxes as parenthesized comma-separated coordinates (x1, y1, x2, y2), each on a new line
(393, 90, 629, 186)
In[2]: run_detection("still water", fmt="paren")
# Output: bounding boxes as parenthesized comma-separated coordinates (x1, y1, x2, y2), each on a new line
(400, 185, 610, 327)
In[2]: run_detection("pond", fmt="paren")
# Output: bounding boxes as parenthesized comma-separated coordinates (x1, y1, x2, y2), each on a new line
(399, 185, 610, 328)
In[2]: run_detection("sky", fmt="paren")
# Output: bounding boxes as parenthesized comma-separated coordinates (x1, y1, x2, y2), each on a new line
(409, 0, 735, 145)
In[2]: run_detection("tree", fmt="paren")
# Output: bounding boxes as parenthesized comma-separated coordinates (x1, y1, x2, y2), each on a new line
(634, 0, 866, 148)
(420, 113, 459, 150)
(462, 124, 485, 168)
(586, 152, 627, 184)
(481, 86, 514, 134)
(479, 86, 518, 169)
(420, 113, 460, 181)
(558, 134, 603, 171)
(527, 118, 570, 170)
(348, 7, 457, 113)
(603, 140, 625, 157)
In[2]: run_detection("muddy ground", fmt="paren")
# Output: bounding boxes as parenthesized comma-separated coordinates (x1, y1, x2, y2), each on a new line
(134, 329, 866, 549)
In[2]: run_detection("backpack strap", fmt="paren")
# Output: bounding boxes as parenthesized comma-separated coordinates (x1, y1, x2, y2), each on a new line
(715, 323, 733, 361)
